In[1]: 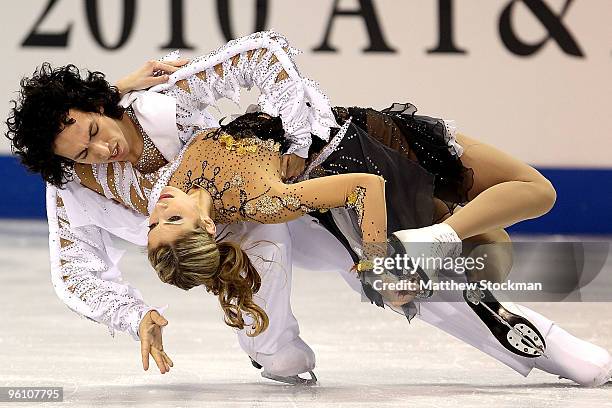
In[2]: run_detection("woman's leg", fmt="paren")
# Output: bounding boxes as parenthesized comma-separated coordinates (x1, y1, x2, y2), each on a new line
(462, 228, 513, 283)
(433, 199, 513, 283)
(443, 133, 557, 240)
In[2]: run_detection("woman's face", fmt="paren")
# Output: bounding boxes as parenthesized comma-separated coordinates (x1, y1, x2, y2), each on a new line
(148, 186, 215, 249)
(53, 108, 130, 164)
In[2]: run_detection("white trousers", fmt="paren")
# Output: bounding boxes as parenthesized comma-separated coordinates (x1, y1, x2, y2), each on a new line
(234, 218, 553, 378)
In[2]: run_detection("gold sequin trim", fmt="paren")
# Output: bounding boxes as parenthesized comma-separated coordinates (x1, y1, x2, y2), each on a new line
(255, 195, 283, 215)
(127, 108, 169, 175)
(218, 133, 280, 155)
(281, 195, 301, 210)
(249, 194, 313, 216)
(230, 173, 244, 188)
(354, 260, 374, 273)
(346, 186, 366, 226)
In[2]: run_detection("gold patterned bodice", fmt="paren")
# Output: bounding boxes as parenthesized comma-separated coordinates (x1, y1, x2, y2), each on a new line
(166, 127, 388, 262)
(167, 129, 315, 225)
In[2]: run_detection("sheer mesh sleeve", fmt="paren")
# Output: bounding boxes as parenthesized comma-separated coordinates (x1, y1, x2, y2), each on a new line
(149, 31, 339, 158)
(264, 174, 388, 260)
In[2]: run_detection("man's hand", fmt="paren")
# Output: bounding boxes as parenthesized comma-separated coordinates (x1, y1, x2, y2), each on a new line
(115, 59, 189, 96)
(280, 154, 306, 181)
(139, 310, 173, 374)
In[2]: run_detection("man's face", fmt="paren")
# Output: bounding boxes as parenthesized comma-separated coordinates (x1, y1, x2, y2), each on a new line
(53, 108, 130, 164)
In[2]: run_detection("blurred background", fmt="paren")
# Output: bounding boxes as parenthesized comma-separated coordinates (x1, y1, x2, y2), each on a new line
(1, 0, 611, 233)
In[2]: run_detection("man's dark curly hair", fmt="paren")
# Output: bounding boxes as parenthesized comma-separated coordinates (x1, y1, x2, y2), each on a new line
(5, 63, 125, 187)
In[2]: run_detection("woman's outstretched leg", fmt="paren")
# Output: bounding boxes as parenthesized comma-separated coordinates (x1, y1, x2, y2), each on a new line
(443, 133, 557, 240)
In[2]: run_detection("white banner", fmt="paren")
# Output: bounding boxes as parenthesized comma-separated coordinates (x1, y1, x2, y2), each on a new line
(1, 0, 611, 167)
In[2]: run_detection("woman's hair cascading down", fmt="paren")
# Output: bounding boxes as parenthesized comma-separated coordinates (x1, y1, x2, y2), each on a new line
(147, 226, 269, 337)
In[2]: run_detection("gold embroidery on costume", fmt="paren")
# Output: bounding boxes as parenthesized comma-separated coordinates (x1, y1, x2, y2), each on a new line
(60, 238, 73, 248)
(345, 186, 366, 226)
(252, 194, 311, 215)
(218, 133, 280, 155)
(126, 107, 169, 174)
(164, 113, 388, 265)
(169, 130, 314, 225)
(230, 173, 244, 188)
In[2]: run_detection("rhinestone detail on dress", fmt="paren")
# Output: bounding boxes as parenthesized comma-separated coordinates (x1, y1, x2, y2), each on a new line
(126, 107, 169, 174)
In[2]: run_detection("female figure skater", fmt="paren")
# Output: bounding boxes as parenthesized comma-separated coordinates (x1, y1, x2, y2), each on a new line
(144, 107, 611, 388)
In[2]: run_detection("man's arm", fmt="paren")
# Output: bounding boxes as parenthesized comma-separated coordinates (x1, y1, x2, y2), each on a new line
(149, 30, 339, 159)
(46, 185, 172, 373)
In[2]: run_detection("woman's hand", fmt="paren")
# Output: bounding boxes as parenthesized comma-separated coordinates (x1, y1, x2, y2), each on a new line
(281, 154, 306, 181)
(372, 272, 418, 307)
(115, 59, 189, 96)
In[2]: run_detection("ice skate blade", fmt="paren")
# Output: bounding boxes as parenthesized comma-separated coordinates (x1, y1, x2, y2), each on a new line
(261, 370, 318, 386)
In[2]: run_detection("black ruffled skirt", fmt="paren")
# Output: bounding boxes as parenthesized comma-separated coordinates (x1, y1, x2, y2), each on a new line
(306, 102, 474, 234)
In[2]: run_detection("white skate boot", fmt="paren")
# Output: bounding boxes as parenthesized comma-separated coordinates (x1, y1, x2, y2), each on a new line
(250, 337, 318, 386)
(517, 305, 612, 387)
(391, 223, 462, 286)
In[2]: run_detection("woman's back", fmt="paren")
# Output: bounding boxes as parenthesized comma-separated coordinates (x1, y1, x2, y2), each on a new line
(167, 128, 293, 225)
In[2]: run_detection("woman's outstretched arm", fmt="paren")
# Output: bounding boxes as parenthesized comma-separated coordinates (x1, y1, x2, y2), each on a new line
(266, 173, 388, 260)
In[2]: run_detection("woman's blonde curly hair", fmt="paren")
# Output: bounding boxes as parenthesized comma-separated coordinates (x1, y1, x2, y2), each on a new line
(147, 224, 269, 337)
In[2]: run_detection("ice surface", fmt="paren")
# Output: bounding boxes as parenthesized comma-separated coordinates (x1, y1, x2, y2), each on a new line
(1, 220, 611, 407)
